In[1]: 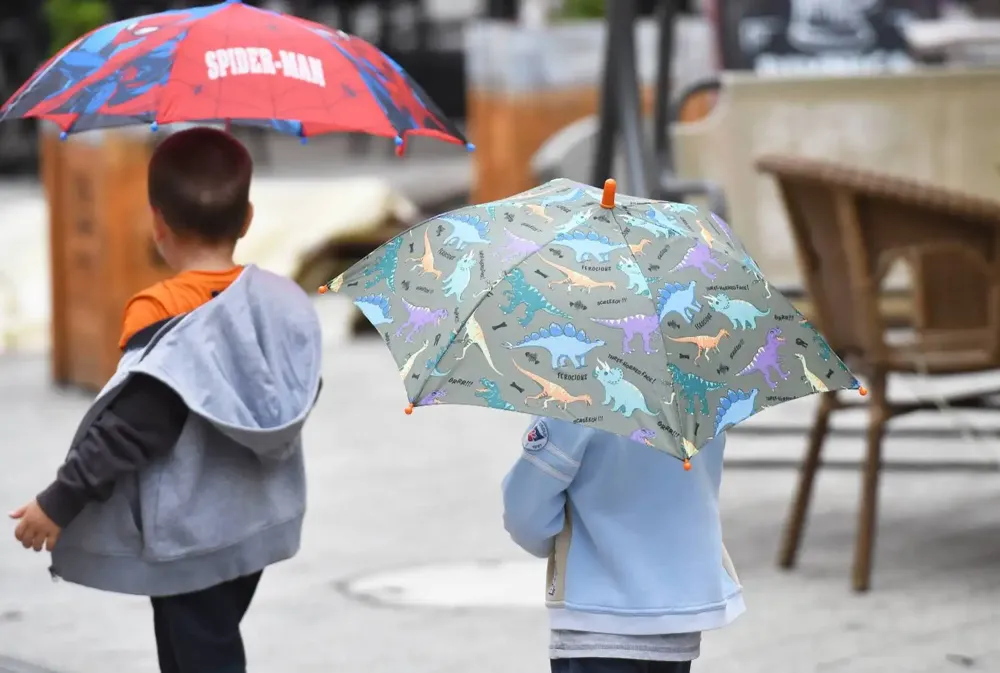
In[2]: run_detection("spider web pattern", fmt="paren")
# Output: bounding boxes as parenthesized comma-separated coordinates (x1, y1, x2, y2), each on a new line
(0, 2, 467, 147)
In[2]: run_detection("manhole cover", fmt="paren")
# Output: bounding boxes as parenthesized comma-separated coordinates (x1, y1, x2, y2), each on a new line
(339, 558, 547, 608)
(0, 657, 62, 673)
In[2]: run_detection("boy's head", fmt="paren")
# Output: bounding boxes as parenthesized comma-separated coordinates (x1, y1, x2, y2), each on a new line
(147, 127, 254, 268)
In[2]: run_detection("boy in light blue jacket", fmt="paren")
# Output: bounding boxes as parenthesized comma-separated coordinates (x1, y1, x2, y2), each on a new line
(502, 417, 744, 673)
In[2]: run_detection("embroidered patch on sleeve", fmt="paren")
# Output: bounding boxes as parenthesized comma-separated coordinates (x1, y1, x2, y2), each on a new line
(523, 420, 549, 452)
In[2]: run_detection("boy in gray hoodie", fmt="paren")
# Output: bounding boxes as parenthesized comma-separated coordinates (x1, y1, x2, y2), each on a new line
(10, 127, 323, 673)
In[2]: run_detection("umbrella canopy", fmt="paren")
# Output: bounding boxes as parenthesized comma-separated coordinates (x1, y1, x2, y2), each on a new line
(0, 0, 468, 153)
(322, 178, 863, 463)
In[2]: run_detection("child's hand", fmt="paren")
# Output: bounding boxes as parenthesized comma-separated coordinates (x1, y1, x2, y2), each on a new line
(10, 500, 61, 552)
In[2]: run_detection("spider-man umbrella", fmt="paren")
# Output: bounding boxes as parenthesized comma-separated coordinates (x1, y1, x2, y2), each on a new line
(0, 0, 470, 155)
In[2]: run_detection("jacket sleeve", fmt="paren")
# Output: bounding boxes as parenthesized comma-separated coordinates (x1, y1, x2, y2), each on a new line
(501, 417, 593, 558)
(36, 373, 189, 528)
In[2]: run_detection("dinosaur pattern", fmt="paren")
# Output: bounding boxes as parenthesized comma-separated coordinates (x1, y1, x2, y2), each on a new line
(714, 388, 759, 435)
(552, 231, 628, 263)
(594, 359, 655, 417)
(737, 328, 790, 390)
(656, 281, 703, 324)
(442, 252, 477, 303)
(617, 256, 657, 298)
(476, 378, 516, 410)
(705, 293, 770, 330)
(440, 213, 491, 250)
(669, 240, 728, 280)
(327, 178, 860, 463)
(504, 322, 605, 369)
(363, 237, 402, 291)
(499, 268, 572, 327)
(396, 300, 449, 342)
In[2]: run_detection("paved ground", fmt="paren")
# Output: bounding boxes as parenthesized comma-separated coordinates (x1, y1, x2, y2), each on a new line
(1, 296, 1000, 673)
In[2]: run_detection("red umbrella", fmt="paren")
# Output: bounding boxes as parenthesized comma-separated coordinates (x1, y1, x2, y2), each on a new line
(0, 0, 471, 155)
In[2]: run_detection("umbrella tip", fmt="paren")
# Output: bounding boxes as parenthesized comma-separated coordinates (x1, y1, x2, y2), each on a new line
(404, 404, 414, 415)
(150, 121, 159, 132)
(683, 459, 692, 471)
(465, 142, 476, 152)
(601, 179, 616, 209)
(859, 385, 868, 396)
(300, 135, 308, 145)
(58, 131, 67, 141)
(317, 284, 328, 295)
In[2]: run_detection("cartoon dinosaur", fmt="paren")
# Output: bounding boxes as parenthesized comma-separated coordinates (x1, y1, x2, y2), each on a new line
(714, 388, 759, 435)
(499, 267, 573, 327)
(590, 314, 661, 355)
(630, 238, 653, 255)
(666, 202, 700, 216)
(552, 231, 628, 263)
(616, 255, 657, 298)
(669, 240, 728, 280)
(737, 328, 790, 390)
(399, 340, 430, 380)
(666, 363, 727, 415)
(795, 353, 829, 392)
(629, 428, 656, 446)
(354, 295, 394, 327)
(418, 390, 447, 405)
(656, 281, 703, 324)
(538, 256, 617, 293)
(504, 322, 605, 369)
(668, 328, 730, 362)
(523, 203, 553, 222)
(443, 252, 477, 303)
(396, 300, 449, 342)
(424, 343, 453, 377)
(456, 313, 502, 376)
(738, 250, 771, 297)
(704, 293, 770, 330)
(537, 186, 589, 207)
(553, 207, 595, 235)
(624, 207, 689, 238)
(593, 359, 656, 417)
(513, 362, 593, 411)
(439, 212, 491, 250)
(495, 228, 543, 265)
(476, 378, 516, 410)
(363, 236, 402, 290)
(408, 228, 443, 280)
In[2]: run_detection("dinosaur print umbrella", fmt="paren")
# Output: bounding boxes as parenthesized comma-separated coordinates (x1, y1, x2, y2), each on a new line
(320, 178, 864, 465)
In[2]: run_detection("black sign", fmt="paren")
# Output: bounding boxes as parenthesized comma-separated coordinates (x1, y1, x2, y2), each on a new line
(712, 0, 941, 75)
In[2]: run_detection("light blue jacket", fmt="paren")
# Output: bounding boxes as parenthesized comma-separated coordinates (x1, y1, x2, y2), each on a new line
(50, 266, 323, 597)
(502, 417, 744, 635)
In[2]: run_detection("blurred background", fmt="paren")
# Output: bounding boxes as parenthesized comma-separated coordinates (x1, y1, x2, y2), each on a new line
(3, 1, 1000, 672)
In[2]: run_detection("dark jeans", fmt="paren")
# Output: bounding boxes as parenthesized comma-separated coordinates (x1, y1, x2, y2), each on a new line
(552, 659, 692, 673)
(150, 571, 263, 673)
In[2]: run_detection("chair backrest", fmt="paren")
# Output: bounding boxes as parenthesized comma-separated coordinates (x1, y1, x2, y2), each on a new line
(756, 154, 1000, 367)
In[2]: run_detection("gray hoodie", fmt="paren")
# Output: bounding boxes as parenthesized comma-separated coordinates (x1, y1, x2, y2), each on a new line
(50, 265, 323, 597)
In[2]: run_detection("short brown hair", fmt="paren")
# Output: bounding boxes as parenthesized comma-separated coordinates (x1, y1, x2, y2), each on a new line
(147, 127, 253, 243)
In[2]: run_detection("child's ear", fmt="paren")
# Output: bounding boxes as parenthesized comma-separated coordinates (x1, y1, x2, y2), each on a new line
(239, 202, 254, 239)
(150, 208, 168, 243)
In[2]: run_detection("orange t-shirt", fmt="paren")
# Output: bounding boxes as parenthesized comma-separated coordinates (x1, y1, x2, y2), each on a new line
(118, 267, 244, 349)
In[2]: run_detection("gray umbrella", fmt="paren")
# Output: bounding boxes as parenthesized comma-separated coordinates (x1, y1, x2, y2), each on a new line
(321, 178, 863, 464)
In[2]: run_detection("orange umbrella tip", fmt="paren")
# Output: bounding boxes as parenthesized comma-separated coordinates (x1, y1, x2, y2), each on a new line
(404, 404, 414, 415)
(859, 386, 868, 396)
(683, 459, 692, 471)
(317, 285, 328, 295)
(601, 178, 617, 209)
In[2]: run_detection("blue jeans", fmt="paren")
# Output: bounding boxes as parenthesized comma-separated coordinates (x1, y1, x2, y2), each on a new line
(551, 660, 692, 673)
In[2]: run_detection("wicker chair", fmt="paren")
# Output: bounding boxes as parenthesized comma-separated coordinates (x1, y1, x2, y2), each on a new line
(756, 154, 1000, 592)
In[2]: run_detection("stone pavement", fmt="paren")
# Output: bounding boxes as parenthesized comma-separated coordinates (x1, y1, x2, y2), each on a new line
(1, 297, 1000, 672)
